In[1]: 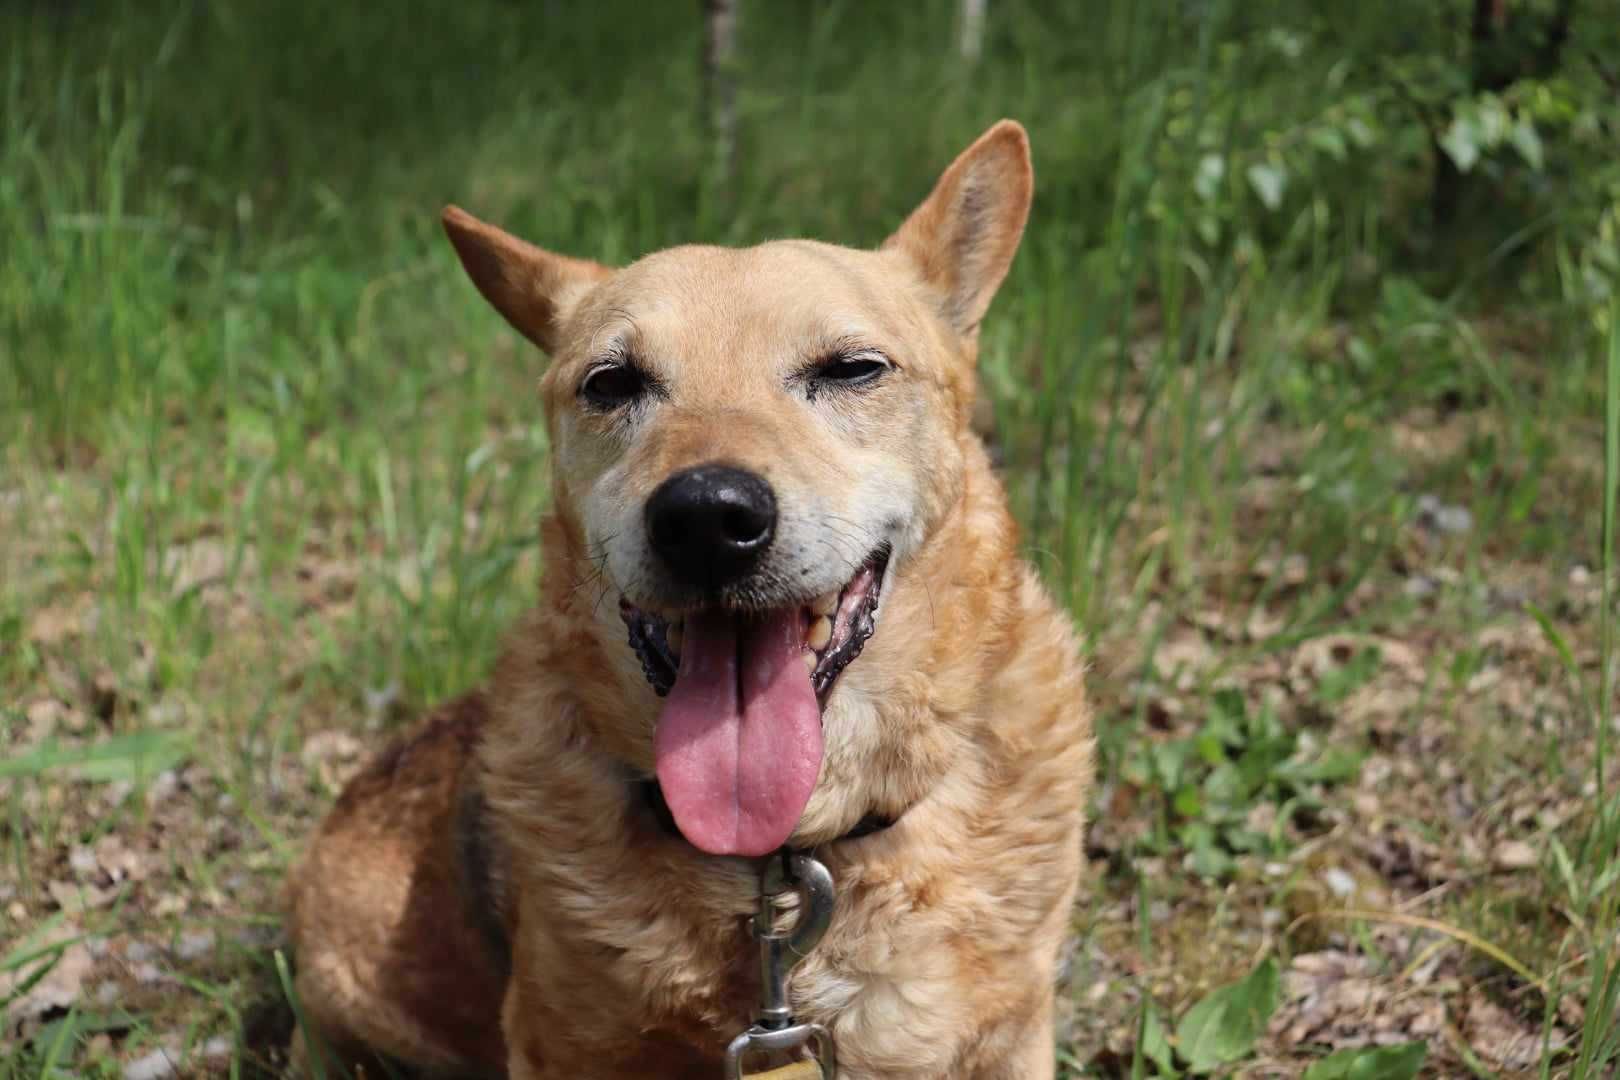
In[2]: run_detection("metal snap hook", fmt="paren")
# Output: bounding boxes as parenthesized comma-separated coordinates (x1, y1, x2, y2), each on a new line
(726, 852, 838, 1078)
(760, 852, 835, 967)
(725, 1023, 835, 1080)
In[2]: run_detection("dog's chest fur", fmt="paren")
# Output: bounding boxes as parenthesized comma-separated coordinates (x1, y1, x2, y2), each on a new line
(481, 534, 1093, 1079)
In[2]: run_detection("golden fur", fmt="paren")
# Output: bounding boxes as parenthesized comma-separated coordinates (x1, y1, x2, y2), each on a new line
(285, 120, 1094, 1079)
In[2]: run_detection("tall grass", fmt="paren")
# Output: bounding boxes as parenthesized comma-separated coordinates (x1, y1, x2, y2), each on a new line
(1566, 305, 1620, 1078)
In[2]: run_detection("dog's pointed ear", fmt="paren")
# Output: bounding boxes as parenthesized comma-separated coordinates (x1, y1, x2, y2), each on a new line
(442, 205, 612, 356)
(882, 120, 1033, 337)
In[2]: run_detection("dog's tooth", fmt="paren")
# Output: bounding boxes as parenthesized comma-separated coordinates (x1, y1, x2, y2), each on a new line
(666, 622, 683, 655)
(810, 591, 839, 616)
(807, 615, 832, 651)
(803, 651, 818, 673)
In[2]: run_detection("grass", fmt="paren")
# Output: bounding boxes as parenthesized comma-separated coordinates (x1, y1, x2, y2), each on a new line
(3, 0, 1618, 1075)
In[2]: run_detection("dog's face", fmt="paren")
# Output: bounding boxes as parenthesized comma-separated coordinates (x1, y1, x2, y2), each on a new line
(444, 121, 1032, 857)
(545, 242, 938, 617)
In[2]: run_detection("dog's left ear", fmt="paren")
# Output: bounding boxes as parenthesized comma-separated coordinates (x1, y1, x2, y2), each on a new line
(442, 205, 613, 357)
(882, 119, 1033, 337)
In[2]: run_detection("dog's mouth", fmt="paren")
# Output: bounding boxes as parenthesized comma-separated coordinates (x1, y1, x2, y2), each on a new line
(620, 545, 890, 703)
(616, 545, 891, 858)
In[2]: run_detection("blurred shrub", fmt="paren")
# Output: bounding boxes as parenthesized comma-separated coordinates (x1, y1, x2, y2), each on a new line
(1123, 0, 1619, 325)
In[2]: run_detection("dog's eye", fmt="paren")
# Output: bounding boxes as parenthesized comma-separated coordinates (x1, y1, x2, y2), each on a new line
(811, 353, 891, 390)
(580, 364, 649, 409)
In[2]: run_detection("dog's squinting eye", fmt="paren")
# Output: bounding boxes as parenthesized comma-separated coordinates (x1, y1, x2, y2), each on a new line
(580, 364, 650, 409)
(809, 353, 891, 393)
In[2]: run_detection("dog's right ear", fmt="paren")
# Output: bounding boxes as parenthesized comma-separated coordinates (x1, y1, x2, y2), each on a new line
(442, 206, 612, 356)
(881, 120, 1033, 338)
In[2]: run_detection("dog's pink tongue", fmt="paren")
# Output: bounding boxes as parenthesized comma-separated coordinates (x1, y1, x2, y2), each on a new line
(654, 609, 823, 857)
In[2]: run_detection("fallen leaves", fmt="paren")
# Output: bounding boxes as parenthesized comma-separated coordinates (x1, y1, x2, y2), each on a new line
(47, 878, 121, 915)
(1491, 839, 1538, 872)
(2, 922, 96, 1027)
(1464, 993, 1557, 1071)
(25, 594, 93, 647)
(1274, 950, 1446, 1051)
(301, 728, 365, 790)
(162, 538, 257, 598)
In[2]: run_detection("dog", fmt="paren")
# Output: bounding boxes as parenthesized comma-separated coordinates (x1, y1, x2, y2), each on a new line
(284, 119, 1094, 1079)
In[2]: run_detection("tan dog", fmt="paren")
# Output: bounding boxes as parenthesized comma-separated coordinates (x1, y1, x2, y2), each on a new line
(285, 120, 1093, 1080)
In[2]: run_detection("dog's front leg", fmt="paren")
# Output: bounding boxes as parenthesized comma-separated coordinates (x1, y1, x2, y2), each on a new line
(501, 970, 716, 1080)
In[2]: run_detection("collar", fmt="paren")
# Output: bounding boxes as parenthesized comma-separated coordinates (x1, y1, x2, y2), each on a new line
(636, 778, 898, 849)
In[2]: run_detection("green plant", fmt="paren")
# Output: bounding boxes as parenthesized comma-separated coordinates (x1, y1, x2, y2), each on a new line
(1120, 688, 1364, 879)
(1132, 959, 1425, 1077)
(1173, 958, 1280, 1074)
(1303, 1041, 1427, 1080)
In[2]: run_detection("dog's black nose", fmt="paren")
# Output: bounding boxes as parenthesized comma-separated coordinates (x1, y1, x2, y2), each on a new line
(646, 465, 777, 588)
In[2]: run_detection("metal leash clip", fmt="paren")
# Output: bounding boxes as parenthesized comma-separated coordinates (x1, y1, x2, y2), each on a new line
(725, 851, 838, 1080)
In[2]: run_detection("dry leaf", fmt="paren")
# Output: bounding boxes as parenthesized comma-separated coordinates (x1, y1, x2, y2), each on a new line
(301, 729, 365, 789)
(48, 878, 118, 914)
(1464, 994, 1549, 1070)
(1492, 840, 1537, 871)
(1, 921, 94, 1026)
(27, 598, 88, 645)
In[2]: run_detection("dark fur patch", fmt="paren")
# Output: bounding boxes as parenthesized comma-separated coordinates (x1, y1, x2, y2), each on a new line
(452, 764, 512, 984)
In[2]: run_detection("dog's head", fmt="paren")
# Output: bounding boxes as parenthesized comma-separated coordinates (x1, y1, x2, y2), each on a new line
(444, 121, 1032, 856)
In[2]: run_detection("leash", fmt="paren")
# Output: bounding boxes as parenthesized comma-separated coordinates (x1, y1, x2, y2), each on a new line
(726, 851, 839, 1080)
(642, 774, 892, 1077)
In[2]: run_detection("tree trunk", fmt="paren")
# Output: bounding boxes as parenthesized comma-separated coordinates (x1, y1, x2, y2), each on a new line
(959, 0, 987, 62)
(702, 0, 739, 193)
